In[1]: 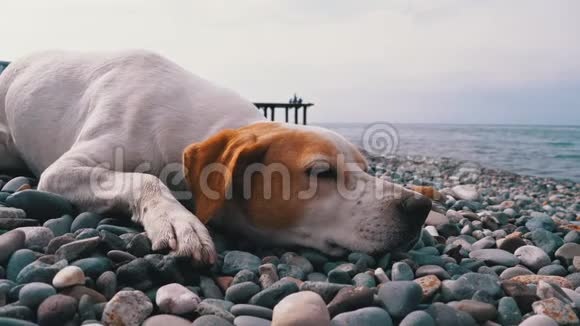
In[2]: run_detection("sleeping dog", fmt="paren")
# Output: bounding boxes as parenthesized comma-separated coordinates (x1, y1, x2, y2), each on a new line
(0, 50, 431, 264)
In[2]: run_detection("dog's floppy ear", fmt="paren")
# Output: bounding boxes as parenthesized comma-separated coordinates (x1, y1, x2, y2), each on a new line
(183, 128, 270, 223)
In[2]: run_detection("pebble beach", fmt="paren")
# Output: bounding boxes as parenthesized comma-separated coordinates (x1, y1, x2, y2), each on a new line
(0, 152, 579, 326)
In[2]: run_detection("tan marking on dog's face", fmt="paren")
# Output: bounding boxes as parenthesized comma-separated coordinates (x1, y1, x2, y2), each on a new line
(240, 127, 355, 229)
(184, 122, 430, 256)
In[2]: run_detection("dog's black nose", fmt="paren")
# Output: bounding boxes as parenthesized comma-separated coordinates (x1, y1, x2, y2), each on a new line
(401, 194, 432, 225)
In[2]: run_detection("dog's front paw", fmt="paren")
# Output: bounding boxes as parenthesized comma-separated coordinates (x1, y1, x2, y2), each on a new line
(142, 205, 216, 265)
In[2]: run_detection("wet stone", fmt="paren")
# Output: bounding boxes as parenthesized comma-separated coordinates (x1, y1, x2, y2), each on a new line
(392, 262, 414, 281)
(52, 266, 85, 288)
(225, 281, 261, 304)
(195, 299, 236, 322)
(102, 290, 153, 326)
(300, 281, 351, 303)
(70, 212, 103, 233)
(501, 281, 540, 313)
(96, 271, 117, 300)
(538, 264, 568, 277)
(497, 296, 522, 326)
(414, 275, 442, 299)
(125, 233, 151, 257)
(37, 294, 78, 326)
(514, 245, 551, 271)
(555, 243, 580, 266)
(399, 310, 436, 326)
(43, 214, 73, 237)
(327, 286, 374, 318)
(45, 234, 75, 255)
(232, 269, 257, 286)
(416, 265, 450, 280)
(352, 272, 376, 288)
(18, 282, 56, 308)
(72, 257, 113, 279)
(200, 276, 224, 299)
(17, 227, 54, 252)
(448, 300, 497, 323)
(0, 217, 37, 230)
(532, 297, 579, 325)
(378, 281, 423, 319)
(156, 283, 200, 315)
(231, 304, 273, 320)
(192, 315, 234, 326)
(55, 236, 101, 262)
(469, 249, 519, 267)
(249, 279, 298, 308)
(223, 251, 261, 276)
(272, 291, 330, 326)
(6, 249, 40, 281)
(116, 258, 152, 291)
(142, 315, 192, 326)
(5, 190, 74, 222)
(106, 250, 136, 264)
(16, 259, 65, 285)
(60, 285, 107, 303)
(281, 252, 314, 274)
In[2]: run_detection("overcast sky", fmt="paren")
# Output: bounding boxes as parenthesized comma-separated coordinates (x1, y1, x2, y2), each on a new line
(1, 0, 579, 125)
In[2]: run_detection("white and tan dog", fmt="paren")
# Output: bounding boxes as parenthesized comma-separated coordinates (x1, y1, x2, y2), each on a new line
(0, 50, 431, 264)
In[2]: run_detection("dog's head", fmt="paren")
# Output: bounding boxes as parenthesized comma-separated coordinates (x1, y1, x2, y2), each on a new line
(183, 122, 430, 256)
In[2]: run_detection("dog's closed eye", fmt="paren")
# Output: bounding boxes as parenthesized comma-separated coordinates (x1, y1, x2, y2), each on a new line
(305, 161, 337, 179)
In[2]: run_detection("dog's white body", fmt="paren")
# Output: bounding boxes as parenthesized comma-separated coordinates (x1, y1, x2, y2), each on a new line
(0, 50, 430, 262)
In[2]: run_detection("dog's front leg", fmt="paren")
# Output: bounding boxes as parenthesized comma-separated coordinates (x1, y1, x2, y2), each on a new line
(37, 158, 216, 264)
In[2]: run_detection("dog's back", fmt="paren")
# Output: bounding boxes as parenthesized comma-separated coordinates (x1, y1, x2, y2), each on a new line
(0, 50, 263, 176)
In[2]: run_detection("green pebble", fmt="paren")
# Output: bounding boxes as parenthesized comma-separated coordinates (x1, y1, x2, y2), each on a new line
(399, 310, 435, 326)
(331, 307, 393, 326)
(328, 269, 352, 285)
(231, 269, 256, 285)
(231, 304, 273, 320)
(0, 305, 34, 322)
(497, 297, 522, 325)
(72, 257, 113, 279)
(300, 250, 329, 269)
(0, 317, 38, 326)
(348, 252, 376, 269)
(43, 214, 73, 237)
(307, 272, 327, 282)
(5, 190, 74, 222)
(16, 260, 65, 285)
(352, 273, 376, 288)
(377, 253, 392, 270)
(78, 294, 97, 321)
(6, 249, 40, 281)
(95, 224, 139, 235)
(300, 281, 350, 303)
(249, 279, 298, 308)
(19, 282, 56, 307)
(392, 262, 414, 281)
(195, 300, 236, 322)
(71, 212, 103, 233)
(222, 251, 261, 276)
(225, 282, 261, 304)
(75, 229, 100, 240)
(200, 276, 224, 299)
(277, 264, 305, 280)
(192, 315, 234, 326)
(281, 253, 314, 274)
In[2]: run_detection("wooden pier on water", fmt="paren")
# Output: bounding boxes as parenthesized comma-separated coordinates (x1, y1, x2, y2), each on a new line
(254, 103, 314, 125)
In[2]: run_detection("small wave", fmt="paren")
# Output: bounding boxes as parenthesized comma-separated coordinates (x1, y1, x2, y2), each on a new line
(548, 141, 575, 147)
(554, 154, 580, 159)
